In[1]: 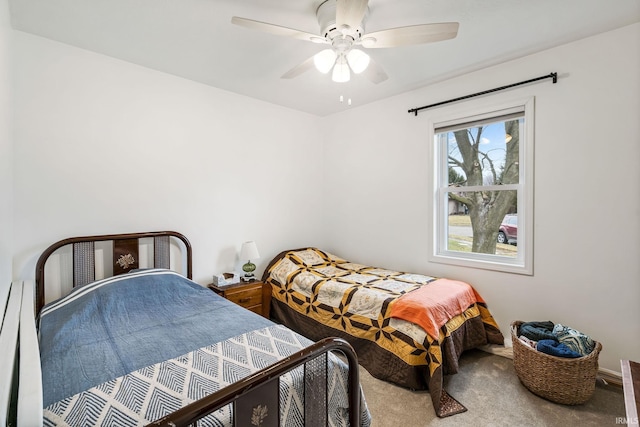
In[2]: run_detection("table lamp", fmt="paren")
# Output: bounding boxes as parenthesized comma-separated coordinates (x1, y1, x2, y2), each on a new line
(240, 241, 260, 281)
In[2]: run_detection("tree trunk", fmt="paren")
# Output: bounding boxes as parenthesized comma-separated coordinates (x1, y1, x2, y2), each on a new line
(451, 121, 519, 254)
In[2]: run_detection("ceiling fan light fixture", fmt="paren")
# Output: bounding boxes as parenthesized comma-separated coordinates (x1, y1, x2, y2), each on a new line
(346, 49, 370, 74)
(233, 0, 460, 87)
(314, 49, 337, 73)
(332, 56, 350, 82)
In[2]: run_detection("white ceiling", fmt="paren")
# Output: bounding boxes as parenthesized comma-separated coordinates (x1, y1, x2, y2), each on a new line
(8, 0, 640, 116)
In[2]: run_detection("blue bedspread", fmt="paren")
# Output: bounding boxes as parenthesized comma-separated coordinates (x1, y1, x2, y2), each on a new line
(39, 269, 272, 407)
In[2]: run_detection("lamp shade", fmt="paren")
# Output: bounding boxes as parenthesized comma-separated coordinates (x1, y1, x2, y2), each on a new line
(346, 49, 370, 74)
(240, 241, 260, 261)
(314, 49, 337, 74)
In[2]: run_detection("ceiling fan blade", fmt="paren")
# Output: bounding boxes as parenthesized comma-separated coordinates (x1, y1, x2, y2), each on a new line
(281, 56, 316, 79)
(336, 0, 369, 29)
(363, 58, 388, 84)
(362, 22, 459, 48)
(231, 17, 325, 43)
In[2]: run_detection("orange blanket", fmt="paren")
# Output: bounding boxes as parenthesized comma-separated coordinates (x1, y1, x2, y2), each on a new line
(390, 278, 485, 340)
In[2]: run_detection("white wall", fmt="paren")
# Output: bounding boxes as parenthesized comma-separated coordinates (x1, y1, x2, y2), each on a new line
(320, 23, 640, 372)
(0, 0, 12, 291)
(12, 31, 325, 286)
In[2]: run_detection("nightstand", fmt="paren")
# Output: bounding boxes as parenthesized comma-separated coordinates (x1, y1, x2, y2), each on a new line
(208, 280, 271, 319)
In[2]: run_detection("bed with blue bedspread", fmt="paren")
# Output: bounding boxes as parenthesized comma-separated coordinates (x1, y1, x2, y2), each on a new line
(35, 232, 370, 427)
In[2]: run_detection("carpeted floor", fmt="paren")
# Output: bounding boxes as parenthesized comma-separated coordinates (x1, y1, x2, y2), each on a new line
(359, 349, 626, 426)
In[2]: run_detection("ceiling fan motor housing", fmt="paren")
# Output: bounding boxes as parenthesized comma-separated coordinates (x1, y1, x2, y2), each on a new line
(316, 0, 368, 49)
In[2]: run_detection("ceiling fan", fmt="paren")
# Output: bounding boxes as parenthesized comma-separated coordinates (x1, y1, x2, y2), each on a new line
(231, 0, 459, 84)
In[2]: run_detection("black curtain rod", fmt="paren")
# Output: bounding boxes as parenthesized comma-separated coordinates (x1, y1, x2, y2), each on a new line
(408, 72, 557, 116)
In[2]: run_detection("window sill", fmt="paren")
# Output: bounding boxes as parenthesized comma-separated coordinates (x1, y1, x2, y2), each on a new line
(430, 251, 533, 275)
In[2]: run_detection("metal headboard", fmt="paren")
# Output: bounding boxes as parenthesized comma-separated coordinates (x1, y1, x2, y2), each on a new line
(35, 231, 192, 316)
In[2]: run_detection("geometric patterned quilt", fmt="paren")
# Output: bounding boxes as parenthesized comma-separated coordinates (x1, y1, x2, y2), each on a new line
(267, 249, 438, 367)
(266, 248, 501, 373)
(263, 248, 504, 417)
(43, 325, 371, 427)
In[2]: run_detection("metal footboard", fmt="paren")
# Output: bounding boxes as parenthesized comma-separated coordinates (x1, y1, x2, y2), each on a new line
(148, 337, 361, 427)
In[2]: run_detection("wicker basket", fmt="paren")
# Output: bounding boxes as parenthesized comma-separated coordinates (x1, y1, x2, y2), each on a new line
(511, 320, 602, 405)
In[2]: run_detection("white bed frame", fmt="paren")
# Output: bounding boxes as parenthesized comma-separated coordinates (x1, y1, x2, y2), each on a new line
(0, 281, 43, 427)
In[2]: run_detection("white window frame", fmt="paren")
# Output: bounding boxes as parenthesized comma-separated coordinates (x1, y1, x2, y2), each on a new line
(427, 96, 534, 275)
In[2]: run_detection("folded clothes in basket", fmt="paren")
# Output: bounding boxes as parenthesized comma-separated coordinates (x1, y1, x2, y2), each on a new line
(518, 321, 596, 358)
(518, 335, 538, 349)
(520, 321, 557, 342)
(553, 324, 596, 356)
(537, 339, 582, 358)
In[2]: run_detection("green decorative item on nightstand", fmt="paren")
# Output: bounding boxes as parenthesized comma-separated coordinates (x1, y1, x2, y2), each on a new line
(240, 241, 260, 281)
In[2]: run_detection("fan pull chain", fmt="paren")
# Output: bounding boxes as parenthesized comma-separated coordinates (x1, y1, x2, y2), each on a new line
(339, 95, 352, 106)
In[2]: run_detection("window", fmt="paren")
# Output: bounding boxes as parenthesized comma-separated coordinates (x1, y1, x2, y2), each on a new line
(428, 98, 534, 275)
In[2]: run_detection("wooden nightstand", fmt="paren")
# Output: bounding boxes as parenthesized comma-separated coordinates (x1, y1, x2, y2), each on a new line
(208, 280, 271, 319)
